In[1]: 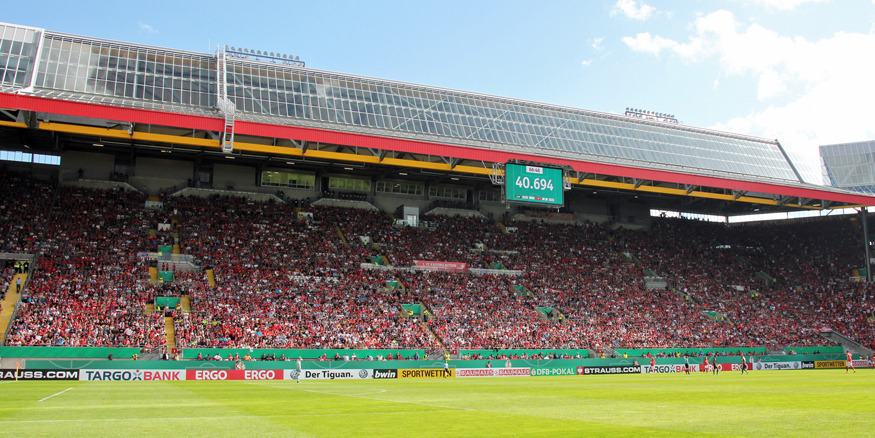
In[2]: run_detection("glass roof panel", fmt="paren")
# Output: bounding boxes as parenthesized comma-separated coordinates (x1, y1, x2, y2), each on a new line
(0, 25, 810, 184)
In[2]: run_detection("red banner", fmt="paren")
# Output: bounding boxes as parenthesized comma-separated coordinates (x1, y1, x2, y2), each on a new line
(413, 260, 469, 273)
(185, 369, 283, 381)
(716, 363, 751, 372)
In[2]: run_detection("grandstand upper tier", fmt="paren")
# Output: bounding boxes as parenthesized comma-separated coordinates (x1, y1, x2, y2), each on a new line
(0, 21, 872, 216)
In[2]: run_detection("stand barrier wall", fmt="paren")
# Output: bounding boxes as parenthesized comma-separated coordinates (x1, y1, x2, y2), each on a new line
(21, 354, 849, 371)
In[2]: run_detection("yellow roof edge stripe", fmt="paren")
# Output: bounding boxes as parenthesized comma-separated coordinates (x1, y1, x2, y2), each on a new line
(32, 121, 863, 209)
(0, 121, 27, 129)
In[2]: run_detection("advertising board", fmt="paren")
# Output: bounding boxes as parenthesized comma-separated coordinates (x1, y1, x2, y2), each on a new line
(286, 369, 372, 380)
(0, 369, 79, 380)
(455, 368, 531, 378)
(80, 369, 186, 381)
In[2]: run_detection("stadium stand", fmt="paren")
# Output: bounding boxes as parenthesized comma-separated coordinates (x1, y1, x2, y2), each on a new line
(1, 176, 872, 355)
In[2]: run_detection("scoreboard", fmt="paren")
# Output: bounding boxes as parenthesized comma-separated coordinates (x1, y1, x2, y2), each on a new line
(505, 163, 564, 206)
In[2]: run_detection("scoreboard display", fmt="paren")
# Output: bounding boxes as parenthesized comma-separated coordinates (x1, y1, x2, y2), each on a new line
(505, 163, 564, 206)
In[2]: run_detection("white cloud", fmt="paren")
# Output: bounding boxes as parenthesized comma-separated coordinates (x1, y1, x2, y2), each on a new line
(755, 69, 788, 100)
(611, 0, 657, 21)
(591, 37, 606, 51)
(622, 9, 875, 183)
(745, 0, 831, 11)
(620, 32, 678, 55)
(581, 59, 593, 67)
(139, 22, 158, 34)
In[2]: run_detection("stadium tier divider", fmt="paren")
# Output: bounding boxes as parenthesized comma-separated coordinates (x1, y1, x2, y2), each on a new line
(21, 354, 850, 371)
(180, 348, 427, 360)
(154, 297, 180, 308)
(784, 345, 844, 354)
(0, 346, 141, 358)
(401, 304, 422, 316)
(459, 349, 589, 358)
(614, 347, 768, 357)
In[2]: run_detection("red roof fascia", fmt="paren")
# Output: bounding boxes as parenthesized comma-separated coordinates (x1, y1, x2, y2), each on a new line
(2, 92, 873, 205)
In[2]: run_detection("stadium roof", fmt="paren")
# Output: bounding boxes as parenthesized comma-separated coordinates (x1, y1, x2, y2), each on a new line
(1, 21, 873, 214)
(820, 140, 875, 197)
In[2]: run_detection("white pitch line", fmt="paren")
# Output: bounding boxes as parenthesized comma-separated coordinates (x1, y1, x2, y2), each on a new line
(0, 411, 462, 424)
(38, 387, 73, 402)
(346, 389, 387, 396)
(245, 382, 473, 411)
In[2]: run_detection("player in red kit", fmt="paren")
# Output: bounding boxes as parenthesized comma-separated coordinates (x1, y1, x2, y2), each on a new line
(846, 351, 856, 373)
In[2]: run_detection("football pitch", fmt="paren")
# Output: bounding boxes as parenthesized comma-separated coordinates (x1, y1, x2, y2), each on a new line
(0, 370, 872, 437)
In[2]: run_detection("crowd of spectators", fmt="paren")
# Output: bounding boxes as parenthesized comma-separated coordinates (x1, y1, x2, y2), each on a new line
(174, 268, 430, 349)
(4, 183, 168, 347)
(1, 173, 873, 353)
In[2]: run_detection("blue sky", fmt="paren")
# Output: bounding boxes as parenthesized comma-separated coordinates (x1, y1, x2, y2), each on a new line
(4, 0, 874, 183)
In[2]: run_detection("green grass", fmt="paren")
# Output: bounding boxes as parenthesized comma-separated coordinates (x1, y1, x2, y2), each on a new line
(0, 370, 873, 437)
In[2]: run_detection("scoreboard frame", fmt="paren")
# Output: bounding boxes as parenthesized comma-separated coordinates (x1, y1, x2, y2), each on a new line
(504, 163, 564, 206)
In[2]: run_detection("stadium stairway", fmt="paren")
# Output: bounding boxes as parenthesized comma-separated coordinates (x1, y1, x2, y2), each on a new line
(592, 346, 617, 359)
(336, 227, 349, 248)
(819, 329, 874, 357)
(145, 303, 155, 315)
(164, 316, 177, 349)
(421, 321, 449, 357)
(206, 267, 216, 287)
(419, 301, 436, 321)
(756, 271, 777, 287)
(0, 273, 27, 343)
(180, 295, 191, 313)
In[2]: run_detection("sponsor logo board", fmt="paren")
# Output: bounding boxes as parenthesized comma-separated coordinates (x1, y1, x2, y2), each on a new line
(398, 368, 455, 378)
(801, 361, 815, 369)
(578, 366, 641, 375)
(851, 360, 873, 368)
(80, 369, 185, 381)
(752, 361, 801, 371)
(531, 367, 576, 376)
(455, 368, 531, 378)
(372, 369, 398, 379)
(0, 369, 79, 380)
(815, 361, 846, 369)
(185, 369, 282, 381)
(640, 364, 701, 374)
(286, 369, 372, 380)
